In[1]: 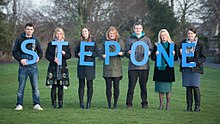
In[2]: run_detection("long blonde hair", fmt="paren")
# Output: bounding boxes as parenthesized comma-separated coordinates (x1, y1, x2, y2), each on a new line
(157, 29, 173, 43)
(53, 27, 65, 40)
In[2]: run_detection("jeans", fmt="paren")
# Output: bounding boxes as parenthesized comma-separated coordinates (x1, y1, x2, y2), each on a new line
(16, 64, 40, 106)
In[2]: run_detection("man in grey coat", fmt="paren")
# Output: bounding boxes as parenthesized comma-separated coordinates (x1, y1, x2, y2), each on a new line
(125, 22, 153, 108)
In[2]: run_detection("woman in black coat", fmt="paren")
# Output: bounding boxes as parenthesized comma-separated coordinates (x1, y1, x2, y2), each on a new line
(45, 27, 71, 108)
(151, 29, 178, 111)
(75, 27, 99, 109)
(179, 27, 206, 112)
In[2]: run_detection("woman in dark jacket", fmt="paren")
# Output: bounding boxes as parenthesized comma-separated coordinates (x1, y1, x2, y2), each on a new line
(179, 27, 206, 112)
(45, 27, 71, 108)
(75, 27, 99, 109)
(151, 29, 178, 111)
(101, 26, 124, 109)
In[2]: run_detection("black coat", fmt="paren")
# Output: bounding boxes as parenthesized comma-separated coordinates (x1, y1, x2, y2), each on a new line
(151, 42, 178, 82)
(45, 41, 71, 86)
(75, 40, 99, 80)
(178, 39, 206, 74)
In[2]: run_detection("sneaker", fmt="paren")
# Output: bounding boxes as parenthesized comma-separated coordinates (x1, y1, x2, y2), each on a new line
(33, 104, 43, 110)
(63, 86, 68, 90)
(15, 104, 23, 110)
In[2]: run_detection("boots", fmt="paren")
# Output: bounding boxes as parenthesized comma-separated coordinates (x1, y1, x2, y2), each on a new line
(186, 87, 193, 112)
(51, 94, 57, 108)
(194, 87, 200, 112)
(58, 85, 63, 109)
(86, 80, 93, 109)
(51, 86, 57, 108)
(86, 102, 91, 109)
(58, 101, 63, 109)
(78, 87, 85, 109)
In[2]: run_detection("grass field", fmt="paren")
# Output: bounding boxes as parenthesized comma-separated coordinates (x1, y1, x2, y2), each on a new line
(0, 58, 219, 124)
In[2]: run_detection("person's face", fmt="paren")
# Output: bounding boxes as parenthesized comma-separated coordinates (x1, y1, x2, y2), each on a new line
(187, 30, 196, 41)
(160, 31, 168, 42)
(108, 31, 116, 40)
(82, 28, 89, 39)
(55, 31, 63, 41)
(25, 26, 34, 37)
(133, 25, 143, 35)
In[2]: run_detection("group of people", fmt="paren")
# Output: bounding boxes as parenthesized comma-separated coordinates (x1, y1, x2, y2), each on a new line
(12, 22, 206, 112)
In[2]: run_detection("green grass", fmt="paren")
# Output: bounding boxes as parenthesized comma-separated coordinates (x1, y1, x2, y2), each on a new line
(0, 58, 219, 124)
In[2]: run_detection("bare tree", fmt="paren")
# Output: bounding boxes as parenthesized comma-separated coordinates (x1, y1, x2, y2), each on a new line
(175, 0, 199, 39)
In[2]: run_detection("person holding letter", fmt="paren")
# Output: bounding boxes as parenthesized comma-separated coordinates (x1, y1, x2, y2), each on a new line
(45, 28, 71, 109)
(75, 27, 99, 109)
(151, 29, 178, 111)
(179, 27, 206, 112)
(12, 23, 43, 110)
(125, 22, 153, 108)
(101, 26, 124, 109)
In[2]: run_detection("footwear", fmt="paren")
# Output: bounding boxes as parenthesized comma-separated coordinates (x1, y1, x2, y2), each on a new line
(15, 104, 23, 110)
(126, 104, 132, 108)
(186, 87, 193, 112)
(86, 102, 91, 109)
(58, 101, 63, 109)
(80, 103, 84, 109)
(194, 87, 200, 112)
(52, 104, 57, 109)
(142, 104, 148, 109)
(113, 103, 117, 109)
(166, 103, 170, 111)
(157, 105, 164, 110)
(108, 102, 111, 109)
(33, 104, 43, 110)
(194, 106, 200, 112)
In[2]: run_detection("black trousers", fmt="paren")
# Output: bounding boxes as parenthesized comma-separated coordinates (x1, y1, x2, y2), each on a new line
(126, 70, 149, 106)
(78, 79, 93, 104)
(104, 77, 121, 107)
(51, 81, 63, 106)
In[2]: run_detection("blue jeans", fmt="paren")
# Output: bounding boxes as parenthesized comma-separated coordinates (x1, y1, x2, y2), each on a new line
(16, 64, 40, 106)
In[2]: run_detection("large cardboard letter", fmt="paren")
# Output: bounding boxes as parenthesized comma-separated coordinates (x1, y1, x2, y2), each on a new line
(182, 43, 196, 67)
(80, 41, 94, 66)
(156, 43, 174, 67)
(105, 41, 120, 65)
(130, 41, 149, 66)
(21, 39, 38, 65)
(52, 41, 68, 65)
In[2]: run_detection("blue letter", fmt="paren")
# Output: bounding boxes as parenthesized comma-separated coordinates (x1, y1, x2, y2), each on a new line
(52, 41, 68, 65)
(21, 39, 38, 65)
(182, 43, 196, 67)
(130, 41, 149, 66)
(156, 43, 174, 67)
(105, 41, 120, 65)
(80, 41, 94, 66)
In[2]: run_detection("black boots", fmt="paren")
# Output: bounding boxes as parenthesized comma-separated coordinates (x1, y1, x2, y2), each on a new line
(186, 87, 193, 111)
(186, 87, 200, 112)
(78, 80, 93, 109)
(51, 93, 57, 109)
(58, 101, 63, 109)
(78, 86, 85, 109)
(51, 86, 57, 109)
(194, 87, 200, 112)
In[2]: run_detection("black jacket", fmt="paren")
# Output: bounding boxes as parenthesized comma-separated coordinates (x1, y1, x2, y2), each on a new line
(151, 42, 178, 82)
(75, 40, 99, 80)
(178, 39, 206, 74)
(12, 32, 43, 65)
(125, 33, 153, 70)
